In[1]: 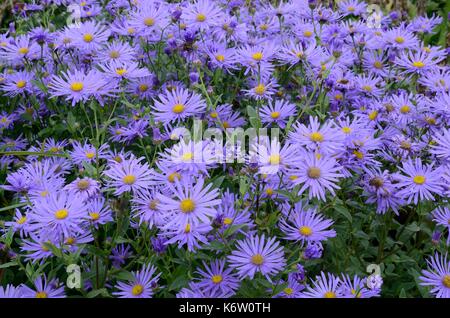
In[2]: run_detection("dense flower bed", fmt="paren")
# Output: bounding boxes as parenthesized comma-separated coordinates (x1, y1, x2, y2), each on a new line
(0, 0, 449, 298)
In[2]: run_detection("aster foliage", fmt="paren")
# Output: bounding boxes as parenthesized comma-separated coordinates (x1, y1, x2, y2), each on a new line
(0, 0, 449, 299)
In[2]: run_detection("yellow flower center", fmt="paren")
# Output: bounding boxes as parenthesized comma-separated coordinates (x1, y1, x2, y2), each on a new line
(18, 47, 29, 54)
(269, 154, 280, 165)
(324, 291, 336, 298)
(362, 85, 372, 92)
(180, 198, 195, 213)
(222, 121, 230, 129)
(109, 51, 119, 60)
(443, 275, 450, 288)
(260, 24, 269, 31)
(85, 152, 95, 159)
(17, 216, 27, 224)
(412, 61, 425, 68)
(172, 103, 185, 114)
(223, 217, 233, 225)
(35, 292, 48, 298)
(77, 179, 90, 190)
(373, 61, 383, 69)
(347, 6, 355, 12)
(182, 152, 193, 162)
(353, 150, 364, 159)
(149, 199, 159, 210)
(303, 30, 313, 37)
(413, 175, 426, 185)
(252, 52, 263, 61)
(138, 84, 148, 92)
(309, 132, 324, 142)
(89, 212, 100, 221)
(40, 190, 49, 197)
(184, 223, 191, 233)
(270, 111, 280, 119)
(368, 110, 378, 120)
(55, 209, 69, 220)
(144, 17, 155, 26)
(116, 68, 127, 76)
(400, 105, 410, 114)
(83, 33, 94, 43)
(210, 111, 218, 118)
(254, 83, 266, 95)
(342, 126, 352, 134)
(168, 172, 181, 183)
(265, 188, 274, 196)
(66, 237, 75, 245)
(284, 287, 294, 295)
(215, 54, 225, 62)
(251, 253, 264, 265)
(289, 175, 298, 181)
(369, 177, 384, 188)
(196, 13, 206, 22)
(132, 284, 144, 296)
(395, 36, 404, 44)
(123, 174, 136, 185)
(16, 80, 27, 88)
(212, 275, 223, 284)
(307, 167, 321, 179)
(70, 82, 84, 92)
(127, 27, 135, 34)
(299, 226, 313, 236)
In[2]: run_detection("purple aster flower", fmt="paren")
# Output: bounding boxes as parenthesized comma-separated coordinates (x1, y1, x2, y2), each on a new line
(131, 188, 165, 227)
(383, 26, 419, 50)
(64, 177, 100, 200)
(279, 205, 336, 245)
(289, 116, 345, 155)
(431, 128, 450, 161)
(419, 253, 450, 298)
(303, 241, 324, 260)
(103, 155, 155, 195)
(110, 244, 133, 269)
(157, 177, 221, 228)
(21, 234, 56, 263)
(95, 41, 137, 64)
(99, 61, 151, 80)
(162, 222, 212, 252)
(182, 0, 223, 32)
(395, 49, 445, 75)
(395, 158, 444, 204)
(195, 259, 240, 296)
(0, 285, 23, 298)
(113, 264, 161, 298)
(260, 99, 297, 128)
(69, 140, 109, 166)
(128, 1, 169, 37)
(0, 35, 40, 64)
(85, 196, 113, 227)
(301, 272, 344, 298)
(338, 0, 366, 16)
(1, 70, 35, 96)
(432, 207, 450, 245)
(287, 152, 344, 201)
(339, 275, 380, 298)
(273, 277, 305, 298)
(152, 87, 206, 125)
(28, 191, 87, 239)
(227, 234, 286, 280)
(49, 69, 115, 106)
(69, 21, 110, 52)
(4, 209, 29, 238)
(21, 276, 66, 298)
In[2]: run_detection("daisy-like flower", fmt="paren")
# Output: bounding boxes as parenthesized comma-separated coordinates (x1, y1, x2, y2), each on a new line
(251, 137, 299, 175)
(395, 50, 444, 75)
(4, 209, 30, 238)
(21, 276, 66, 298)
(128, 2, 169, 37)
(113, 264, 161, 298)
(182, 0, 223, 31)
(396, 158, 444, 204)
(103, 155, 155, 195)
(289, 116, 344, 155)
(28, 191, 87, 239)
(99, 61, 151, 80)
(383, 26, 419, 50)
(152, 87, 206, 125)
(195, 259, 240, 296)
(419, 253, 450, 298)
(432, 207, 450, 245)
(69, 141, 109, 165)
(131, 188, 165, 227)
(0, 285, 23, 298)
(338, 0, 366, 16)
(227, 234, 286, 280)
(48, 69, 113, 106)
(260, 99, 297, 128)
(273, 277, 305, 298)
(64, 177, 100, 200)
(338, 274, 380, 298)
(85, 196, 113, 227)
(95, 41, 137, 64)
(287, 152, 344, 201)
(301, 272, 344, 298)
(243, 78, 279, 100)
(163, 222, 212, 252)
(70, 21, 110, 52)
(157, 177, 221, 228)
(1, 70, 34, 96)
(0, 35, 40, 64)
(110, 244, 133, 269)
(431, 128, 450, 161)
(279, 206, 336, 245)
(204, 44, 238, 72)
